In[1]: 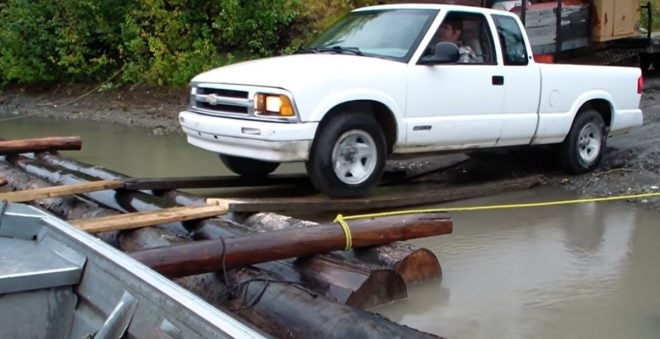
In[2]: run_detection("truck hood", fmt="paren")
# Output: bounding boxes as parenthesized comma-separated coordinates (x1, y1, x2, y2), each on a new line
(192, 54, 403, 92)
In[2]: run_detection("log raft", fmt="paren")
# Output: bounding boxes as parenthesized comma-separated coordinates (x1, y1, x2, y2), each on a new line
(31, 152, 453, 286)
(0, 156, 442, 338)
(2, 155, 424, 309)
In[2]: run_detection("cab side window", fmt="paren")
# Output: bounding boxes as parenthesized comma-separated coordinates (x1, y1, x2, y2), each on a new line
(426, 12, 496, 64)
(492, 14, 528, 66)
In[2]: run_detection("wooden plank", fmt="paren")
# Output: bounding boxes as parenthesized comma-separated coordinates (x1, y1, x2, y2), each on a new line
(123, 170, 410, 191)
(0, 136, 82, 155)
(69, 205, 228, 233)
(0, 180, 124, 203)
(123, 174, 311, 190)
(216, 175, 543, 213)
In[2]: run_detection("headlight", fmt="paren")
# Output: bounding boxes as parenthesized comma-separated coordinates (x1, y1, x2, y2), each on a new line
(254, 93, 294, 117)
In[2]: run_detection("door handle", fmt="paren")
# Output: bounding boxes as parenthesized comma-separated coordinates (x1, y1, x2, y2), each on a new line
(492, 75, 504, 86)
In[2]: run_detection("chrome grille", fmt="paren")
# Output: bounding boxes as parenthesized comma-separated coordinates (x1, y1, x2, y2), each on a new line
(192, 86, 251, 116)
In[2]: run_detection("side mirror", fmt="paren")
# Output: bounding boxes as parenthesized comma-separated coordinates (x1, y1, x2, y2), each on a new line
(419, 42, 460, 65)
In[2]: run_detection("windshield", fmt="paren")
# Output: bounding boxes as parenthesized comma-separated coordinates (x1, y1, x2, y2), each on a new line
(308, 9, 439, 61)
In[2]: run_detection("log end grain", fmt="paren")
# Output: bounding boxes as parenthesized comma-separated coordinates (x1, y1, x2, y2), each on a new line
(393, 248, 442, 286)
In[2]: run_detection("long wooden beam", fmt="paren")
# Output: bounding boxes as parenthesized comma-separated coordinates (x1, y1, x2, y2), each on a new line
(123, 174, 310, 190)
(0, 136, 82, 155)
(207, 175, 543, 213)
(69, 205, 228, 233)
(0, 180, 124, 202)
(123, 170, 410, 191)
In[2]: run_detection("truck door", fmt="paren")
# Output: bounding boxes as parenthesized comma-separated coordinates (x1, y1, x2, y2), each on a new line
(491, 14, 541, 146)
(405, 11, 504, 149)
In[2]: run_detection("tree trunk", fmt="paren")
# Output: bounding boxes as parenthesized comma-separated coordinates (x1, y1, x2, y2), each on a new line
(131, 213, 452, 278)
(242, 212, 445, 285)
(0, 136, 82, 154)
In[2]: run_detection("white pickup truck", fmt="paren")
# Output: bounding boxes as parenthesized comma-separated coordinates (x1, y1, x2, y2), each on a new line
(179, 4, 643, 198)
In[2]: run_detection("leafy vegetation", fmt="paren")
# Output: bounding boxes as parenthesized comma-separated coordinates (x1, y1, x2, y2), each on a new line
(0, 0, 375, 86)
(5, 0, 654, 87)
(640, 0, 660, 31)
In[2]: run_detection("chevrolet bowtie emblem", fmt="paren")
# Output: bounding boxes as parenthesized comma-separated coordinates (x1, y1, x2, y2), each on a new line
(207, 94, 221, 106)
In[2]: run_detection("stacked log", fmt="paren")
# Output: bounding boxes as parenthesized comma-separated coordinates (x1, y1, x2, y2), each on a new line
(31, 153, 447, 289)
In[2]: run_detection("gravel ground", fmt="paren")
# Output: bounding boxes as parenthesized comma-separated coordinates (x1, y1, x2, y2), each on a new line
(1, 77, 659, 205)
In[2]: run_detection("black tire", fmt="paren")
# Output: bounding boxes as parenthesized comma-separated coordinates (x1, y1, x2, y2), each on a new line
(306, 113, 387, 198)
(560, 109, 606, 174)
(219, 154, 279, 178)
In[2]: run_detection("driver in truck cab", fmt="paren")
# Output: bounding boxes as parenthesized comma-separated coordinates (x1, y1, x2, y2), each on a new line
(435, 17, 478, 63)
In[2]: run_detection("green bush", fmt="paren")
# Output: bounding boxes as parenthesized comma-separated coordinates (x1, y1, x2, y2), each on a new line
(0, 0, 375, 87)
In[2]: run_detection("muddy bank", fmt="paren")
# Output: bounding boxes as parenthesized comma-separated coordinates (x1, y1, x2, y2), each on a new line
(1, 78, 659, 204)
(0, 84, 187, 136)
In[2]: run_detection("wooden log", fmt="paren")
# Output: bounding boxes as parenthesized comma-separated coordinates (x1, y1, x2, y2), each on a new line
(131, 213, 453, 278)
(0, 179, 124, 202)
(15, 154, 410, 308)
(192, 221, 408, 308)
(255, 256, 406, 309)
(0, 136, 82, 154)
(242, 212, 442, 286)
(119, 227, 440, 339)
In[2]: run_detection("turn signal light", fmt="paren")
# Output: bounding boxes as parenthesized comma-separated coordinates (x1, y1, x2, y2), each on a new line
(638, 75, 644, 94)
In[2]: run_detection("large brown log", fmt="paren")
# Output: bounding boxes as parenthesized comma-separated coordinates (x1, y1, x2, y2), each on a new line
(31, 153, 420, 306)
(0, 136, 82, 154)
(131, 213, 452, 278)
(3, 156, 441, 338)
(243, 212, 443, 286)
(191, 220, 408, 308)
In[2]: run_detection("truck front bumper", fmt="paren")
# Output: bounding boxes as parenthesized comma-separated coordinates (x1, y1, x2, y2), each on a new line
(179, 111, 317, 162)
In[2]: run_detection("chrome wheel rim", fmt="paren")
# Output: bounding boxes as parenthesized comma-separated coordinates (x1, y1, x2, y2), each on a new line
(577, 122, 602, 163)
(332, 129, 377, 185)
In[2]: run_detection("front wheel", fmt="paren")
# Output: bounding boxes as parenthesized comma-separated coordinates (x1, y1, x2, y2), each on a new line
(219, 154, 279, 178)
(306, 113, 387, 198)
(560, 109, 606, 174)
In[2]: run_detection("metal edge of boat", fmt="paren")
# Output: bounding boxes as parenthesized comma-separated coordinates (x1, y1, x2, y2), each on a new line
(0, 202, 266, 339)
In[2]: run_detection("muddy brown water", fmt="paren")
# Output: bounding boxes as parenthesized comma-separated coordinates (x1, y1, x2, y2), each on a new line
(2, 116, 660, 339)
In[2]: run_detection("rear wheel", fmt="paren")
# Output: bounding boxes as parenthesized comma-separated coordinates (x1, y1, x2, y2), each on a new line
(560, 109, 606, 174)
(219, 154, 279, 178)
(306, 113, 387, 198)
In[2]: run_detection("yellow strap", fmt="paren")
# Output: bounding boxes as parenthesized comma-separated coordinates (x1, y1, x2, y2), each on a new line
(338, 191, 660, 221)
(334, 214, 352, 251)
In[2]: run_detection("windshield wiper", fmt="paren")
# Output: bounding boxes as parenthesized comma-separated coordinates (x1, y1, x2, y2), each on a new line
(299, 46, 364, 56)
